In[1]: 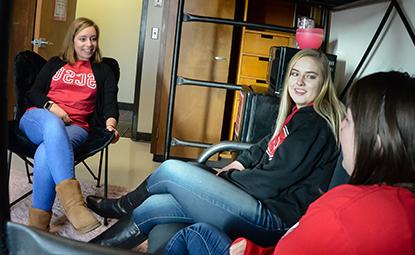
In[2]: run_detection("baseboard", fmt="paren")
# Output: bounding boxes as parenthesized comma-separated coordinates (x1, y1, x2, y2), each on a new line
(118, 102, 134, 111)
(134, 132, 152, 142)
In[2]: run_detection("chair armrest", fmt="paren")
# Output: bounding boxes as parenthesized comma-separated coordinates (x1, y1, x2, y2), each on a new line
(196, 141, 253, 164)
(75, 128, 115, 163)
(6, 221, 139, 255)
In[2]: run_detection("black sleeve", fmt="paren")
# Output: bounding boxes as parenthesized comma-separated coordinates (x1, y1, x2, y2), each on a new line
(101, 63, 119, 121)
(27, 57, 61, 108)
(236, 133, 272, 168)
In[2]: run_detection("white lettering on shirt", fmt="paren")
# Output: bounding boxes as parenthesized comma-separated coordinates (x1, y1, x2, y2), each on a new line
(52, 66, 96, 89)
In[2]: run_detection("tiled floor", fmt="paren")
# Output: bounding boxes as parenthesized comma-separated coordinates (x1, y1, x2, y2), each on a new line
(10, 138, 159, 190)
(77, 138, 158, 189)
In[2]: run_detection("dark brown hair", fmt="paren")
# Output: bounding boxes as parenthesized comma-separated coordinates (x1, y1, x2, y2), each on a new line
(347, 71, 415, 192)
(60, 17, 102, 64)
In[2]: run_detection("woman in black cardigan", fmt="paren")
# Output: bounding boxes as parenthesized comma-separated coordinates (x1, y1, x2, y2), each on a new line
(19, 17, 119, 234)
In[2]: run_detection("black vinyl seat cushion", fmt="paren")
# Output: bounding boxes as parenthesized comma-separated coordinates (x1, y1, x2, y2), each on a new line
(7, 119, 37, 158)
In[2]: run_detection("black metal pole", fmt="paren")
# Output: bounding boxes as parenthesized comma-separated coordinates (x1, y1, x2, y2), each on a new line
(392, 0, 415, 47)
(177, 76, 242, 91)
(321, 7, 330, 51)
(164, 0, 185, 160)
(0, 0, 12, 253)
(183, 13, 296, 33)
(340, 1, 394, 99)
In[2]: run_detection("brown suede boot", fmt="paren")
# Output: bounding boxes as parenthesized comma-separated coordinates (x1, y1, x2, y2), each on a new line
(56, 179, 101, 233)
(28, 207, 52, 231)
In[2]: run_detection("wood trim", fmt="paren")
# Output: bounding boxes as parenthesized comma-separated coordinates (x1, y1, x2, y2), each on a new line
(132, 0, 148, 141)
(7, 0, 37, 119)
(151, 0, 177, 155)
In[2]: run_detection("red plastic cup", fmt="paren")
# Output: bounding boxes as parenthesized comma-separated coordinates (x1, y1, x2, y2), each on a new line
(296, 28, 324, 49)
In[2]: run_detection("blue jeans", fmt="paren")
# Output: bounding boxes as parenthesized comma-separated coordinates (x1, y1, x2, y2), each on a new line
(132, 160, 288, 246)
(165, 223, 232, 255)
(19, 109, 88, 211)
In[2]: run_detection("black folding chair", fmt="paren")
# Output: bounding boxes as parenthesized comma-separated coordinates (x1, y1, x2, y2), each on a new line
(7, 51, 118, 207)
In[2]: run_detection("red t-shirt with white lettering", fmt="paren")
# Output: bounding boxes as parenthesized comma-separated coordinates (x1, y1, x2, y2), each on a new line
(47, 60, 97, 130)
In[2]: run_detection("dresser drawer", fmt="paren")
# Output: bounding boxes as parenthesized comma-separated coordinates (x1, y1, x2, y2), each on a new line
(243, 31, 293, 56)
(240, 55, 269, 79)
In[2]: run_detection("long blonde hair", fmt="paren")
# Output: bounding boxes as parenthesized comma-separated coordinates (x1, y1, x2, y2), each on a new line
(60, 17, 102, 65)
(274, 49, 344, 143)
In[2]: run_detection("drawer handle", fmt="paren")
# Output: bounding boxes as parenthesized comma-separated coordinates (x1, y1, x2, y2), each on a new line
(258, 57, 269, 62)
(260, 34, 274, 39)
(214, 56, 227, 61)
(256, 79, 267, 84)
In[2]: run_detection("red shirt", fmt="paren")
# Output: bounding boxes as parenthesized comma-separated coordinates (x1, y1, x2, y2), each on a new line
(47, 60, 97, 130)
(276, 184, 415, 254)
(233, 185, 415, 255)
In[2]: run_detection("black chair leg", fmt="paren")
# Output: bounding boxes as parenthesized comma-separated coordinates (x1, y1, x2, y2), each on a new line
(81, 160, 99, 184)
(7, 150, 12, 181)
(24, 158, 32, 184)
(104, 146, 109, 226)
(96, 150, 104, 188)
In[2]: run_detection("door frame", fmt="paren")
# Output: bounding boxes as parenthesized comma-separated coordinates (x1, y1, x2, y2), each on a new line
(131, 0, 149, 141)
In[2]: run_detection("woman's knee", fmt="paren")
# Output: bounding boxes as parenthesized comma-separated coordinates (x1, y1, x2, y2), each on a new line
(150, 160, 191, 183)
(43, 114, 65, 132)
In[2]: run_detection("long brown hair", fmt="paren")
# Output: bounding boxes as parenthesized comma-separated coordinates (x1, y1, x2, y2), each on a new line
(274, 49, 344, 143)
(60, 17, 102, 65)
(347, 71, 415, 192)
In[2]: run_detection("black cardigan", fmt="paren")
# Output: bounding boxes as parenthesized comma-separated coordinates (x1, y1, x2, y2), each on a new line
(27, 57, 119, 129)
(220, 106, 339, 226)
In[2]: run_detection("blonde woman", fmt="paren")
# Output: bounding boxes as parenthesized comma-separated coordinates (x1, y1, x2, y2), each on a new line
(167, 71, 415, 255)
(88, 49, 344, 249)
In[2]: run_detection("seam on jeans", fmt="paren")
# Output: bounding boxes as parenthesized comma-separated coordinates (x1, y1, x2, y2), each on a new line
(163, 227, 222, 255)
(188, 227, 215, 255)
(163, 233, 180, 255)
(136, 215, 193, 232)
(148, 180, 284, 233)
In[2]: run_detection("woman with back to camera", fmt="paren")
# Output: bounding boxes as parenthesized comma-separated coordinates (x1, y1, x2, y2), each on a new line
(87, 49, 344, 249)
(164, 71, 415, 255)
(19, 17, 120, 234)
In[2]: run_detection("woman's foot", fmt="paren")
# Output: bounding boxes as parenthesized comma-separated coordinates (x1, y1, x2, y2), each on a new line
(86, 196, 129, 219)
(89, 217, 147, 249)
(56, 179, 101, 233)
(87, 176, 151, 219)
(28, 208, 52, 232)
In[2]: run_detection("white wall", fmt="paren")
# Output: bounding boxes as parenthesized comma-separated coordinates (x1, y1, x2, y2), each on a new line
(137, 1, 164, 134)
(76, 0, 142, 104)
(329, 0, 415, 91)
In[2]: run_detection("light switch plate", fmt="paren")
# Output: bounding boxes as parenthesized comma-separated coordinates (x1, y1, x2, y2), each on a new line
(151, 27, 159, 39)
(154, 0, 162, 7)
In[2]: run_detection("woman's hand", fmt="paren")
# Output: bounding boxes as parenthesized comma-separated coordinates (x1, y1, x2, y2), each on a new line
(106, 117, 120, 143)
(230, 239, 247, 255)
(49, 103, 72, 124)
(106, 125, 120, 143)
(216, 161, 245, 176)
